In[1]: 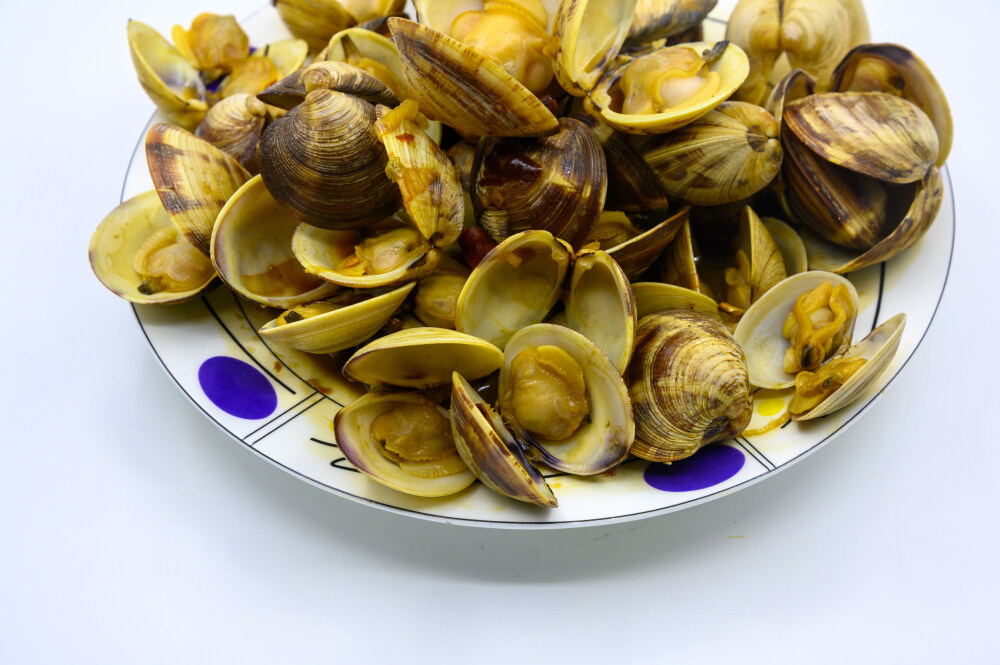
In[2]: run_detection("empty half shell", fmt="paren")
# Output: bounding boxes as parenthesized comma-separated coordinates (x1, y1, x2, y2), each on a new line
(564, 251, 637, 373)
(127, 20, 208, 130)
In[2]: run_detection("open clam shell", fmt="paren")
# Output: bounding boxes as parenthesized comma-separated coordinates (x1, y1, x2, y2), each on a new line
(257, 60, 400, 110)
(761, 217, 807, 276)
(587, 207, 689, 280)
(564, 251, 637, 373)
(195, 93, 269, 173)
(89, 190, 216, 305)
(733, 271, 858, 389)
(334, 391, 476, 498)
(791, 313, 905, 421)
(450, 372, 557, 508)
(258, 283, 415, 354)
(632, 282, 721, 321)
(210, 175, 339, 308)
(388, 18, 559, 137)
(455, 230, 572, 350)
(659, 217, 711, 297)
(326, 27, 411, 98)
(344, 328, 504, 389)
(627, 0, 718, 44)
(498, 324, 634, 476)
(274, 0, 357, 51)
(552, 0, 640, 96)
(291, 216, 442, 289)
(126, 20, 208, 130)
(720, 206, 787, 316)
(146, 123, 251, 257)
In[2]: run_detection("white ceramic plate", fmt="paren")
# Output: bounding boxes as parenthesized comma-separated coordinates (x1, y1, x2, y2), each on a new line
(123, 7, 954, 528)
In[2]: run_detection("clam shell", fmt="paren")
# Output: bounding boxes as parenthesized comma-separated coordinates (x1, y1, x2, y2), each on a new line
(450, 372, 557, 508)
(564, 251, 637, 373)
(471, 117, 607, 249)
(761, 217, 807, 275)
(627, 310, 752, 463)
(258, 283, 416, 354)
(126, 20, 208, 130)
(89, 190, 216, 305)
(792, 313, 905, 420)
(552, 0, 640, 95)
(210, 175, 339, 308)
(344, 328, 504, 389)
(326, 27, 412, 98)
(627, 0, 718, 44)
(783, 92, 939, 184)
(274, 0, 356, 51)
(455, 230, 572, 350)
(631, 282, 720, 321)
(732, 271, 858, 389)
(195, 93, 269, 173)
(255, 38, 310, 78)
(642, 101, 782, 206)
(659, 217, 709, 296)
(764, 68, 815, 132)
(499, 324, 634, 475)
(833, 43, 952, 166)
(334, 391, 475, 497)
(601, 207, 689, 280)
(145, 123, 251, 256)
(723, 206, 787, 312)
(257, 60, 400, 110)
(388, 18, 559, 137)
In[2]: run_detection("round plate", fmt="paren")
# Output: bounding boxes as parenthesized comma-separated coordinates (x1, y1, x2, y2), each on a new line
(123, 7, 954, 528)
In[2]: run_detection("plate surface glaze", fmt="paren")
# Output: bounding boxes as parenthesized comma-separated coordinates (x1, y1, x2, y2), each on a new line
(124, 7, 954, 528)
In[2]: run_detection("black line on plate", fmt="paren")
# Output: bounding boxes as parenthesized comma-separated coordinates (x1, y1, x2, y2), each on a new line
(780, 418, 792, 429)
(231, 293, 345, 407)
(737, 437, 776, 470)
(249, 396, 324, 446)
(311, 437, 339, 448)
(331, 458, 361, 473)
(202, 296, 297, 395)
(870, 262, 886, 333)
(244, 393, 318, 439)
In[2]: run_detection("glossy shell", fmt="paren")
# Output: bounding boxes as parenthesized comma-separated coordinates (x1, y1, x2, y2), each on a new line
(126, 20, 208, 130)
(564, 251, 637, 373)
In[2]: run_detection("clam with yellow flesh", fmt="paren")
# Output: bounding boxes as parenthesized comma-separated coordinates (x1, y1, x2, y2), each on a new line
(344, 328, 504, 389)
(146, 123, 251, 257)
(414, 258, 470, 329)
(388, 17, 560, 137)
(725, 0, 870, 105)
(258, 283, 416, 354)
(126, 20, 208, 130)
(451, 372, 557, 507)
(195, 93, 269, 173)
(641, 101, 782, 206)
(563, 251, 636, 373)
(718, 206, 786, 318)
(89, 191, 216, 305)
(257, 88, 402, 229)
(790, 313, 905, 421)
(171, 13, 249, 78)
(471, 117, 607, 249)
(326, 28, 412, 98)
(586, 41, 750, 135)
(210, 176, 339, 308)
(335, 391, 476, 497)
(551, 0, 640, 96)
(498, 324, 634, 476)
(375, 100, 464, 248)
(292, 215, 442, 289)
(455, 230, 572, 350)
(733, 271, 858, 390)
(584, 207, 689, 280)
(627, 310, 752, 463)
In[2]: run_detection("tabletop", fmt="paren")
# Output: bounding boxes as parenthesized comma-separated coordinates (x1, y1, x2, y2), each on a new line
(1, 0, 997, 662)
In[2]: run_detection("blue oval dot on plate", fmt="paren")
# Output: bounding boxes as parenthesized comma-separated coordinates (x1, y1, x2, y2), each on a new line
(644, 445, 745, 492)
(198, 356, 278, 420)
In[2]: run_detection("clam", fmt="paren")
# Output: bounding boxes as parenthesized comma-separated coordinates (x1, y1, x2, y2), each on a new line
(89, 190, 216, 305)
(254, 38, 310, 79)
(790, 313, 905, 420)
(658, 217, 712, 298)
(733, 271, 858, 389)
(214, 56, 281, 101)
(292, 215, 442, 289)
(718, 206, 787, 318)
(388, 17, 560, 137)
(340, 0, 407, 23)
(210, 175, 339, 308)
(627, 310, 752, 463)
(586, 41, 751, 135)
(274, 0, 357, 51)
(126, 20, 208, 130)
(498, 324, 634, 475)
(471, 117, 607, 249)
(832, 43, 952, 166)
(145, 123, 250, 256)
(257, 89, 402, 229)
(631, 282, 721, 321)
(258, 283, 416, 354)
(627, 0, 718, 44)
(343, 328, 504, 389)
(195, 93, 269, 173)
(455, 230, 572, 350)
(171, 13, 249, 78)
(551, 0, 640, 96)
(726, 0, 870, 104)
(413, 258, 470, 329)
(326, 28, 411, 98)
(585, 207, 689, 280)
(760, 217, 807, 276)
(375, 100, 464, 248)
(563, 251, 637, 373)
(450, 372, 557, 507)
(334, 391, 476, 497)
(641, 102, 782, 206)
(257, 60, 400, 110)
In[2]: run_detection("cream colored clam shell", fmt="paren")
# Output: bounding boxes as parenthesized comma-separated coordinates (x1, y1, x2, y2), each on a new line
(732, 271, 858, 389)
(632, 282, 720, 322)
(499, 324, 634, 476)
(210, 175, 339, 308)
(334, 391, 475, 498)
(127, 20, 208, 130)
(258, 283, 415, 354)
(564, 250, 636, 373)
(89, 190, 216, 305)
(761, 217, 807, 276)
(552, 0, 640, 96)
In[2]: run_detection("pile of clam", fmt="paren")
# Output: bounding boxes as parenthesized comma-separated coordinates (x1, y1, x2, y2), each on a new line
(89, 0, 949, 507)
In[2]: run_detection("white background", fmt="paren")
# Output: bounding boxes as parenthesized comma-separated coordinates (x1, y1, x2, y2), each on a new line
(1, 0, 998, 662)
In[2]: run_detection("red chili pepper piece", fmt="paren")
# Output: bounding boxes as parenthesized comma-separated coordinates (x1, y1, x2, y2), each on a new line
(458, 227, 497, 269)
